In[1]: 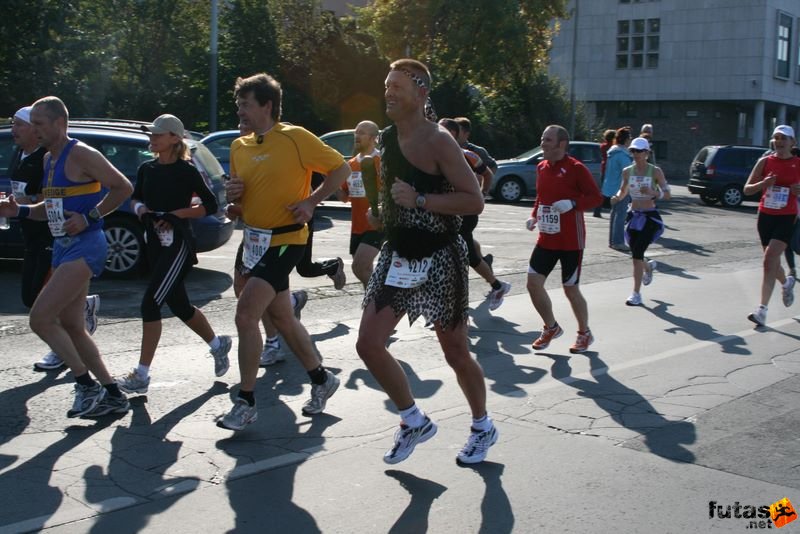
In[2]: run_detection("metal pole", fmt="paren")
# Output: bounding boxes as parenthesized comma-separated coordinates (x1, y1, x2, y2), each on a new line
(209, 0, 218, 132)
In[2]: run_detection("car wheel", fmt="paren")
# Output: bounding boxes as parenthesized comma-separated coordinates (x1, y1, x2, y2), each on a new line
(720, 185, 744, 208)
(103, 217, 145, 278)
(495, 177, 524, 203)
(699, 193, 719, 206)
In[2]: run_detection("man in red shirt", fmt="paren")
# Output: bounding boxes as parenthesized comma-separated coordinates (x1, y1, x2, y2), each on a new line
(526, 125, 603, 353)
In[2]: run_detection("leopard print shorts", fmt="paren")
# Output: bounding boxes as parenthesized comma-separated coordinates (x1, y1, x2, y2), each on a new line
(363, 236, 469, 329)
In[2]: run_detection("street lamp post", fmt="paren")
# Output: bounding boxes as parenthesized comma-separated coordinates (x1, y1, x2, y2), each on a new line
(210, 0, 218, 132)
(569, 0, 579, 135)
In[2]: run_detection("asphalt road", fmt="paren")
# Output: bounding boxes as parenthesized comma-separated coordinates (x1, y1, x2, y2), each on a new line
(4, 186, 798, 533)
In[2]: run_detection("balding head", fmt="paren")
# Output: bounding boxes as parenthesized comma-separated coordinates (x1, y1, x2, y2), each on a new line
(354, 120, 380, 155)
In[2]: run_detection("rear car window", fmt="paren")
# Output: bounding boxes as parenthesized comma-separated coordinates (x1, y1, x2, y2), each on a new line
(0, 135, 16, 176)
(203, 137, 233, 167)
(570, 144, 600, 163)
(694, 148, 711, 165)
(97, 142, 153, 178)
(742, 150, 763, 170)
(191, 143, 226, 187)
(323, 133, 354, 158)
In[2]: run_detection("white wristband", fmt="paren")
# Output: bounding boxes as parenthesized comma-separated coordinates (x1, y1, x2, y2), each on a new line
(133, 202, 144, 215)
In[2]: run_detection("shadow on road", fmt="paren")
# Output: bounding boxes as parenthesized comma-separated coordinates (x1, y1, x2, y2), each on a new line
(385, 469, 448, 533)
(647, 299, 749, 355)
(216, 394, 340, 533)
(547, 352, 696, 463)
(468, 299, 544, 398)
(456, 461, 514, 534)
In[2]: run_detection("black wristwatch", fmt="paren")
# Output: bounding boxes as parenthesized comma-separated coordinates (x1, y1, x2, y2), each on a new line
(415, 194, 427, 209)
(87, 207, 103, 223)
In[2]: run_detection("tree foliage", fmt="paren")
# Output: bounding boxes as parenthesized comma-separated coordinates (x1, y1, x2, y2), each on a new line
(357, 0, 579, 157)
(0, 0, 579, 152)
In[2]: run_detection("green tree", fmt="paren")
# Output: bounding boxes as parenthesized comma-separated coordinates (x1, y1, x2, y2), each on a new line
(356, 0, 580, 157)
(217, 0, 281, 129)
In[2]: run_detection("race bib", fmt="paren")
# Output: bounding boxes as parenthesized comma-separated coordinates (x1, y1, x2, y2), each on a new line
(10, 180, 26, 197)
(155, 226, 174, 247)
(385, 252, 432, 288)
(347, 172, 366, 198)
(537, 205, 561, 234)
(45, 198, 66, 237)
(629, 175, 653, 200)
(764, 185, 789, 210)
(242, 225, 272, 270)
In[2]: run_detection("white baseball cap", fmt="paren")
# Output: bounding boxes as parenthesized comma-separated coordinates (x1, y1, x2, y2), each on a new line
(629, 137, 651, 151)
(772, 125, 795, 139)
(13, 106, 32, 124)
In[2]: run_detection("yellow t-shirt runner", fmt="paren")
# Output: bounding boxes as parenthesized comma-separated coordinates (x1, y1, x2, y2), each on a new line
(230, 123, 346, 247)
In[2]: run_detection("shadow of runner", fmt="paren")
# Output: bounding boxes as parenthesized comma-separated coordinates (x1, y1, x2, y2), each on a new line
(648, 299, 749, 354)
(345, 360, 443, 413)
(216, 390, 341, 533)
(548, 353, 696, 463)
(0, 371, 71, 451)
(457, 461, 514, 534)
(84, 382, 230, 533)
(385, 469, 448, 534)
(654, 236, 713, 256)
(468, 299, 545, 398)
(0, 415, 124, 530)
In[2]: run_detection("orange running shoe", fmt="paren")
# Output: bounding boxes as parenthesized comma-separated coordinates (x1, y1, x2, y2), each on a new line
(569, 330, 594, 354)
(531, 323, 563, 350)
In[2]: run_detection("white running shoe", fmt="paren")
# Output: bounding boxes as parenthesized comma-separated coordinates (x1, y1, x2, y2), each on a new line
(626, 292, 642, 306)
(782, 276, 795, 307)
(301, 370, 340, 415)
(85, 294, 100, 335)
(292, 290, 308, 320)
(486, 281, 511, 311)
(82, 392, 130, 417)
(34, 351, 65, 371)
(210, 335, 232, 377)
(457, 424, 499, 464)
(67, 382, 106, 418)
(218, 398, 258, 431)
(747, 306, 767, 327)
(642, 260, 656, 286)
(383, 416, 438, 464)
(329, 258, 346, 290)
(117, 369, 150, 395)
(259, 339, 285, 366)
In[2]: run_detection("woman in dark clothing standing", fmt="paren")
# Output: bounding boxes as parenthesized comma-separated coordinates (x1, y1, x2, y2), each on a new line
(116, 114, 232, 395)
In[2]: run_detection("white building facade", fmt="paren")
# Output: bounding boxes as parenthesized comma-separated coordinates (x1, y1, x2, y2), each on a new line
(548, 0, 800, 177)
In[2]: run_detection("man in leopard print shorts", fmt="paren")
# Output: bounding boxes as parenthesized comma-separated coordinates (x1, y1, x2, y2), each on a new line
(356, 59, 498, 465)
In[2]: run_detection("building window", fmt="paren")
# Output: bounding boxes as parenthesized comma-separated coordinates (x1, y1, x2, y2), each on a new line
(776, 11, 792, 79)
(653, 102, 669, 118)
(796, 18, 800, 82)
(618, 101, 636, 118)
(617, 18, 660, 69)
(737, 112, 747, 139)
(652, 140, 667, 161)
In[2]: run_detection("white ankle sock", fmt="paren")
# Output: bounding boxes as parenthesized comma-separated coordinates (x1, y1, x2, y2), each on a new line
(136, 364, 150, 379)
(472, 414, 493, 432)
(208, 336, 221, 351)
(399, 403, 426, 428)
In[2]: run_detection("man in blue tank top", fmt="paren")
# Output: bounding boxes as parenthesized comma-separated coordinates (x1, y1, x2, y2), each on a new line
(0, 96, 134, 419)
